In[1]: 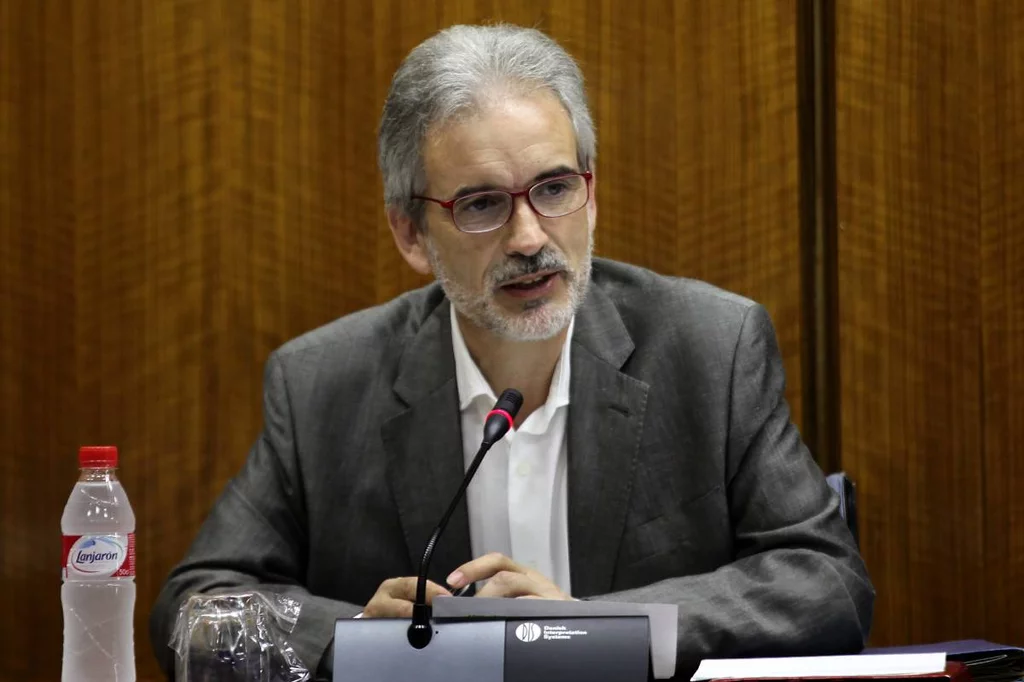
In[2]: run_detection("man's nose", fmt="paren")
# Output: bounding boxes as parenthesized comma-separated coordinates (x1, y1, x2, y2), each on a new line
(503, 196, 549, 257)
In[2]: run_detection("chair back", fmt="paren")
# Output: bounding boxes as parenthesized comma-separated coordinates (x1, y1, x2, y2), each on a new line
(825, 472, 860, 548)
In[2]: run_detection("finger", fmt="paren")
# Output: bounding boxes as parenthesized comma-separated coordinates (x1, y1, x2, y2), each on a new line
(381, 577, 451, 602)
(364, 578, 451, 618)
(363, 593, 414, 619)
(363, 578, 415, 618)
(474, 570, 563, 600)
(424, 579, 453, 604)
(380, 576, 419, 602)
(447, 552, 521, 589)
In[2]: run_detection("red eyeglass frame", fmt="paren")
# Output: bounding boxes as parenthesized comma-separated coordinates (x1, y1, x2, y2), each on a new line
(412, 170, 594, 233)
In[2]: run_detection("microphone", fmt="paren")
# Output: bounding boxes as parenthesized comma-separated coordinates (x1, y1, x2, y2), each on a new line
(407, 388, 524, 649)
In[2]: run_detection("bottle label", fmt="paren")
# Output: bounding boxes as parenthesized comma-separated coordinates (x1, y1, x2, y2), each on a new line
(62, 533, 135, 578)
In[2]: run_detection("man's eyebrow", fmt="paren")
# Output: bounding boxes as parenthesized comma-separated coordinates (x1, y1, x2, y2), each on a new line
(450, 165, 580, 200)
(531, 165, 579, 183)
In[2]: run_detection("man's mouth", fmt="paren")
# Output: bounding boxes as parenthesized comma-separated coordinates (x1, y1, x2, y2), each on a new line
(500, 271, 560, 291)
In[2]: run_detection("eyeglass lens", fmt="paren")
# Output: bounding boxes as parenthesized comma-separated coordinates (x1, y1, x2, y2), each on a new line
(452, 174, 588, 233)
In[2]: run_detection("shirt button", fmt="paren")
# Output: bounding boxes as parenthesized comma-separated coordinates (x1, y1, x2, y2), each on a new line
(516, 461, 531, 477)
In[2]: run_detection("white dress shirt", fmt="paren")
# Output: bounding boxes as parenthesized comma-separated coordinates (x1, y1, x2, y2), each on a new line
(451, 310, 574, 596)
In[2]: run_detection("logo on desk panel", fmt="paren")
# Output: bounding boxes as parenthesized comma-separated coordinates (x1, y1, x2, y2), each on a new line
(515, 622, 542, 643)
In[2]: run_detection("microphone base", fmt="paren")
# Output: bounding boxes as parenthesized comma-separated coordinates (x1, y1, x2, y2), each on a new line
(333, 615, 650, 681)
(407, 603, 433, 648)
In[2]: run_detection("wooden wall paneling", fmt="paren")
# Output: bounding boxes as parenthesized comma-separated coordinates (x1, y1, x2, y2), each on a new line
(62, 3, 393, 679)
(978, 1, 1024, 647)
(836, 1, 986, 645)
(585, 0, 807, 430)
(571, 0, 805, 291)
(70, 3, 223, 679)
(0, 2, 77, 679)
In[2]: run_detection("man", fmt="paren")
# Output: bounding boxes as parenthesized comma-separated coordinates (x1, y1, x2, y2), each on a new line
(151, 24, 873, 680)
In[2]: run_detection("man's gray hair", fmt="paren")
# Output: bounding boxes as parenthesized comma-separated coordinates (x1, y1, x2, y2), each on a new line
(378, 24, 596, 222)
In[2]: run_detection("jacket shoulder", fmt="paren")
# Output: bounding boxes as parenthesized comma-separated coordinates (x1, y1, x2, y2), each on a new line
(272, 282, 444, 371)
(591, 258, 760, 333)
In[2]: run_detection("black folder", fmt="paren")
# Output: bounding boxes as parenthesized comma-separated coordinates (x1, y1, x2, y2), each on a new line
(864, 640, 1024, 682)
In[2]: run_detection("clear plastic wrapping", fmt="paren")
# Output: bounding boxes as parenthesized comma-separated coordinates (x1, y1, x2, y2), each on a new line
(171, 591, 311, 682)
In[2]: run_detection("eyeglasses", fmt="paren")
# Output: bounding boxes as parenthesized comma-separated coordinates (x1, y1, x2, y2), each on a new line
(413, 171, 593, 234)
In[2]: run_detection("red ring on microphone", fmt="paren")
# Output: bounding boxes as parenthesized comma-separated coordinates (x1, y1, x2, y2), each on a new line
(485, 409, 514, 428)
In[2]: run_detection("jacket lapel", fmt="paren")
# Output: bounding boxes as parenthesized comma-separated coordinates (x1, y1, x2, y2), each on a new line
(567, 285, 650, 598)
(381, 298, 473, 584)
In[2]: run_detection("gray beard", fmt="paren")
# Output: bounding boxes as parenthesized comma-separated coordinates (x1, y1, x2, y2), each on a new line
(425, 239, 593, 342)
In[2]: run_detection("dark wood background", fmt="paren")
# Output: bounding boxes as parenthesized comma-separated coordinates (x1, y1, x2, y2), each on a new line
(835, 0, 1023, 647)
(0, 1, 1019, 680)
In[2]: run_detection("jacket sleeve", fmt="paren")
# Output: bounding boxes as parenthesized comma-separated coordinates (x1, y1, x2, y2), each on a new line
(591, 304, 875, 678)
(148, 351, 359, 680)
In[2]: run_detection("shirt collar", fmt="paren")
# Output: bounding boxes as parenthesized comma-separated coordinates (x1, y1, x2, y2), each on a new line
(450, 309, 574, 419)
(451, 310, 494, 411)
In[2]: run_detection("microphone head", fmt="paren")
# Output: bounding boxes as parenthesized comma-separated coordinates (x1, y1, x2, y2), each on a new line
(481, 388, 524, 447)
(495, 388, 524, 419)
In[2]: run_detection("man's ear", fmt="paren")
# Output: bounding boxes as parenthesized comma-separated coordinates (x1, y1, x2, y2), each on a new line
(387, 206, 432, 275)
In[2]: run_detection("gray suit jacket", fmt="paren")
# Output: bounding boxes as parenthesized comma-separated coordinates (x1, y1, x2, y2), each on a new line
(150, 258, 874, 680)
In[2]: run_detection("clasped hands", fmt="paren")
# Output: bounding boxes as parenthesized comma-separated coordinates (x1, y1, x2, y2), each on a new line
(363, 552, 572, 618)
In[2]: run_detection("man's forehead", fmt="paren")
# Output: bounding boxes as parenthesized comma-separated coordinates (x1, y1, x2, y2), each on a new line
(422, 91, 578, 192)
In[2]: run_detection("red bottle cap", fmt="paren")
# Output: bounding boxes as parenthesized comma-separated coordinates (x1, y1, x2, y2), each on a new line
(79, 445, 118, 468)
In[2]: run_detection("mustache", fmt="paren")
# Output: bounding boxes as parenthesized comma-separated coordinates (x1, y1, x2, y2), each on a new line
(489, 249, 569, 287)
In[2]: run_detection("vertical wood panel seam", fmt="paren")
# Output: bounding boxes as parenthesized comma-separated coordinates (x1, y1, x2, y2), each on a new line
(796, 0, 820, 463)
(973, 0, 988, 634)
(816, 0, 840, 476)
(797, 0, 840, 473)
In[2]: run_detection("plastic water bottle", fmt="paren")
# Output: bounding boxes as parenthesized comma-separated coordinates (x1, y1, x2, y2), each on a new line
(61, 445, 136, 682)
